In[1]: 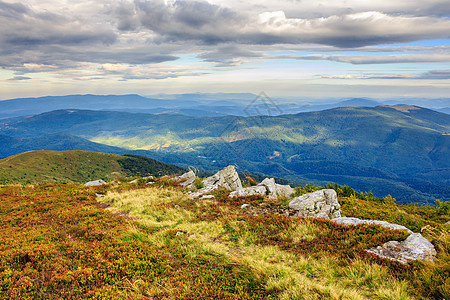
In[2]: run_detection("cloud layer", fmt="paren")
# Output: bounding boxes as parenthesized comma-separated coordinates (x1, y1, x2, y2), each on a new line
(0, 0, 449, 94)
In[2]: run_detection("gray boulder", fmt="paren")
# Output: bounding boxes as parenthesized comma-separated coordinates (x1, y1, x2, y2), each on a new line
(256, 178, 295, 198)
(367, 233, 436, 264)
(84, 179, 107, 187)
(172, 170, 197, 188)
(275, 183, 295, 198)
(230, 185, 267, 197)
(189, 165, 242, 198)
(332, 217, 413, 234)
(258, 178, 277, 196)
(288, 189, 341, 219)
(202, 165, 242, 191)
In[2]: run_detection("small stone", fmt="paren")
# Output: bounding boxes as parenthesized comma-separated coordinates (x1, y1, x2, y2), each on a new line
(176, 231, 184, 237)
(200, 195, 215, 200)
(241, 204, 250, 209)
(84, 179, 107, 187)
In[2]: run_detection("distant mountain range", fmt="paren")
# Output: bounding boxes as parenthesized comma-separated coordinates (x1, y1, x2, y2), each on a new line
(0, 103, 449, 204)
(1, 94, 449, 119)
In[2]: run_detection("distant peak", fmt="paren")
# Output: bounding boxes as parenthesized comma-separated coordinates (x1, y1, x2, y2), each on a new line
(384, 105, 421, 113)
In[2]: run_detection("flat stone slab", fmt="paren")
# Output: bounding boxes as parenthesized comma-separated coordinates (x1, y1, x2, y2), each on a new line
(332, 217, 413, 234)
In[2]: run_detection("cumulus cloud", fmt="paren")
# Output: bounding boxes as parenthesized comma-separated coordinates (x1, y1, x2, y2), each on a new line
(1, 0, 449, 87)
(113, 0, 243, 44)
(0, 1, 116, 47)
(113, 1, 450, 48)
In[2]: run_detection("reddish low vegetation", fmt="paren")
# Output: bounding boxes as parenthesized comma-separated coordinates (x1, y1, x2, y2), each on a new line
(0, 184, 271, 299)
(1, 183, 448, 299)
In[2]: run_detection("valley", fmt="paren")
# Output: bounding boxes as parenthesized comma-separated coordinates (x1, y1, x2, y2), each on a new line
(0, 103, 448, 204)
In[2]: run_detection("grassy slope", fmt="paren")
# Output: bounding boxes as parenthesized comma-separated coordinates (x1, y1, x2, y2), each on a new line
(0, 150, 185, 184)
(1, 181, 448, 299)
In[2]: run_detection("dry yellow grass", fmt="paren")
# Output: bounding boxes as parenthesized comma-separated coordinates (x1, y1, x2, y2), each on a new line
(99, 186, 416, 300)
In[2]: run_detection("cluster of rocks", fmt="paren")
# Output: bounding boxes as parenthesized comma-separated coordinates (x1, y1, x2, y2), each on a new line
(172, 165, 437, 264)
(84, 166, 436, 265)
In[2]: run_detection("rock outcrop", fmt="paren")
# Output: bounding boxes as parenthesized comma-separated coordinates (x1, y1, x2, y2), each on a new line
(202, 166, 242, 191)
(332, 217, 413, 234)
(189, 165, 242, 198)
(367, 233, 437, 264)
(275, 183, 295, 198)
(84, 179, 107, 187)
(230, 178, 295, 198)
(171, 170, 196, 188)
(230, 185, 267, 197)
(288, 189, 341, 219)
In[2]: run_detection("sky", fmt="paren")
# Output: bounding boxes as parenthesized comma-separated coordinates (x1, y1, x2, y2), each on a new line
(0, 0, 449, 100)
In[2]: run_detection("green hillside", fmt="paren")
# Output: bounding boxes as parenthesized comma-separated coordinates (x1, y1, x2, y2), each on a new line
(1, 105, 449, 203)
(0, 133, 128, 158)
(0, 150, 185, 184)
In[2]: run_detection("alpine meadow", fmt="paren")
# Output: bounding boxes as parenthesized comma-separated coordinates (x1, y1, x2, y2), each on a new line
(0, 0, 449, 299)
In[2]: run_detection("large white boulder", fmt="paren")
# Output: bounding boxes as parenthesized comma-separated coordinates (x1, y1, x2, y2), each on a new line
(202, 165, 242, 191)
(367, 233, 436, 264)
(288, 189, 341, 219)
(189, 165, 242, 198)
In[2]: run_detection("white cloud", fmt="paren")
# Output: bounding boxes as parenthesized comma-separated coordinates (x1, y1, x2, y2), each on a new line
(0, 0, 449, 99)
